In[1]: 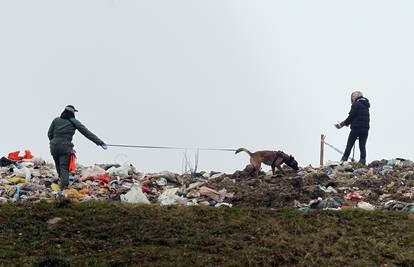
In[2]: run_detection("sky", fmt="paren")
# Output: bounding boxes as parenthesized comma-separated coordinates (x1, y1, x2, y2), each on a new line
(0, 0, 413, 173)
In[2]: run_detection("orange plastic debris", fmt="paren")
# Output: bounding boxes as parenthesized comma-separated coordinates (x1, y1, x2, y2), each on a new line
(80, 188, 90, 195)
(7, 150, 34, 161)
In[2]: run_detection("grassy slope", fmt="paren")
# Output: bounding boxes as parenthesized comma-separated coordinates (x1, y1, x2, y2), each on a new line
(0, 202, 413, 267)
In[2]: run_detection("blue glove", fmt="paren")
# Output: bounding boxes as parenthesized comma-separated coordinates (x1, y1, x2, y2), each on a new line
(101, 144, 108, 150)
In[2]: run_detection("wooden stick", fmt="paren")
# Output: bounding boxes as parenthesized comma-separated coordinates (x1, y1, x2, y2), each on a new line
(320, 134, 326, 168)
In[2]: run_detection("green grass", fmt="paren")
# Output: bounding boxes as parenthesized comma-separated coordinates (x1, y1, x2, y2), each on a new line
(0, 201, 413, 266)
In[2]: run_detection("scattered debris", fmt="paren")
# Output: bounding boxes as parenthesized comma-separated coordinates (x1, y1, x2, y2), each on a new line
(1, 151, 414, 212)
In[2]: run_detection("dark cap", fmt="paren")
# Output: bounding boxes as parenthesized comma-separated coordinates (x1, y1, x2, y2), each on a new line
(65, 105, 78, 113)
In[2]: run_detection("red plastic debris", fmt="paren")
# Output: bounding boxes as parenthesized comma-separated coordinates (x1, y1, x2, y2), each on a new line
(345, 192, 364, 201)
(8, 150, 34, 161)
(81, 173, 110, 184)
(69, 154, 77, 173)
(142, 186, 151, 193)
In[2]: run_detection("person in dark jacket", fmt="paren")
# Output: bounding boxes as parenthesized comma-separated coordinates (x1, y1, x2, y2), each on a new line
(48, 105, 107, 190)
(335, 91, 370, 165)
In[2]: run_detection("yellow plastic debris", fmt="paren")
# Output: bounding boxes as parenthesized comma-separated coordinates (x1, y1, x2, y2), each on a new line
(51, 183, 61, 192)
(64, 188, 84, 199)
(5, 187, 17, 197)
(7, 177, 26, 184)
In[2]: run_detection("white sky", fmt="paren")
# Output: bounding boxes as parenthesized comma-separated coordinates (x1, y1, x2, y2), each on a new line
(0, 0, 412, 173)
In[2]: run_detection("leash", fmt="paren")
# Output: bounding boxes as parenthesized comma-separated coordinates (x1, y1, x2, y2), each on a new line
(323, 140, 355, 162)
(106, 144, 237, 152)
(323, 141, 344, 155)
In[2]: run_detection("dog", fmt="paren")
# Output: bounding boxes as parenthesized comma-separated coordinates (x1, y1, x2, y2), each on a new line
(235, 148, 299, 177)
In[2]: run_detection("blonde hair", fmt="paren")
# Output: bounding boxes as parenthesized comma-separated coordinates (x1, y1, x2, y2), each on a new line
(351, 91, 363, 98)
(351, 91, 363, 103)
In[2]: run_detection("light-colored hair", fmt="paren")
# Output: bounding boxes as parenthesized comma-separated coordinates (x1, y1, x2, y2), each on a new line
(351, 91, 363, 99)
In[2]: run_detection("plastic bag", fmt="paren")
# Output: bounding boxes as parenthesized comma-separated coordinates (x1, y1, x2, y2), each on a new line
(69, 153, 77, 173)
(51, 183, 61, 192)
(159, 188, 187, 206)
(81, 165, 106, 179)
(64, 188, 84, 200)
(107, 165, 131, 177)
(357, 201, 375, 211)
(81, 173, 110, 184)
(12, 166, 31, 183)
(8, 150, 34, 161)
(345, 192, 364, 201)
(120, 184, 150, 204)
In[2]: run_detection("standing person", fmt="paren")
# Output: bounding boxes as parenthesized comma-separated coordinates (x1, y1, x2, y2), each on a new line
(335, 91, 370, 165)
(48, 105, 107, 190)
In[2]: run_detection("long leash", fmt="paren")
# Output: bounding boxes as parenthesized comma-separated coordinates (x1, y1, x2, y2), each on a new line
(107, 144, 237, 152)
(323, 140, 356, 162)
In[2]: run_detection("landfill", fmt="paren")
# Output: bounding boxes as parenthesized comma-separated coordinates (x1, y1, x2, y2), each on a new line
(1, 151, 414, 212)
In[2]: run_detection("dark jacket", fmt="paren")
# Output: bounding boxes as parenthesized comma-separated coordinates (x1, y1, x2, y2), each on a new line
(342, 97, 370, 130)
(48, 117, 104, 150)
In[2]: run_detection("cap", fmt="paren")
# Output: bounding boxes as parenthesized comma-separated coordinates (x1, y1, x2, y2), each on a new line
(65, 105, 78, 113)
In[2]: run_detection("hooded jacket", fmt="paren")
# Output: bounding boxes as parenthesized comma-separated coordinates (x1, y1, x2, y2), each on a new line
(48, 117, 104, 149)
(342, 96, 370, 130)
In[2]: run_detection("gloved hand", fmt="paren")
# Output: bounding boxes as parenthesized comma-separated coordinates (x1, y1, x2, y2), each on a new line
(101, 144, 108, 150)
(334, 122, 344, 129)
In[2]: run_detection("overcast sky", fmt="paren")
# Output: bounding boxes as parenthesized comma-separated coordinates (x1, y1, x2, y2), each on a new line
(0, 1, 412, 173)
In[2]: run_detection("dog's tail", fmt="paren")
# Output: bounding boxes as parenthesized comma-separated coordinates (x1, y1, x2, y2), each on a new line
(235, 148, 252, 156)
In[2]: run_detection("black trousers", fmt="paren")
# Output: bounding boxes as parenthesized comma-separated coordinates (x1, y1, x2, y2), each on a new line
(341, 129, 369, 164)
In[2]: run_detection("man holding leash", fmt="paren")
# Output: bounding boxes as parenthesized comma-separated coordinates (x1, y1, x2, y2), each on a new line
(335, 91, 371, 165)
(48, 105, 107, 190)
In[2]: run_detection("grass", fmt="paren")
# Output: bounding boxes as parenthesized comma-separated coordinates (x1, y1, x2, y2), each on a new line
(0, 201, 413, 266)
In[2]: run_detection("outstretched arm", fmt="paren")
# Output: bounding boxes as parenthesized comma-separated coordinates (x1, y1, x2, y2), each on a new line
(70, 119, 105, 146)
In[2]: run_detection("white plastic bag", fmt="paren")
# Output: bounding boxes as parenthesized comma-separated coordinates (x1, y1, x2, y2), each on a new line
(357, 201, 375, 211)
(13, 166, 32, 183)
(159, 188, 187, 206)
(81, 165, 106, 179)
(120, 184, 150, 204)
(107, 164, 131, 177)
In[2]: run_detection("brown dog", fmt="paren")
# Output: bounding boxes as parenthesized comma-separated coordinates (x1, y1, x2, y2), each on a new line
(235, 148, 299, 177)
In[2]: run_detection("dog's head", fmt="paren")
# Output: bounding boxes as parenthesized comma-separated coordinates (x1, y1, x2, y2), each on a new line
(285, 155, 299, 171)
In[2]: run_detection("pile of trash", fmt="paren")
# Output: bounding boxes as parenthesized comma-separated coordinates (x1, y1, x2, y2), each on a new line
(1, 151, 414, 212)
(0, 150, 234, 207)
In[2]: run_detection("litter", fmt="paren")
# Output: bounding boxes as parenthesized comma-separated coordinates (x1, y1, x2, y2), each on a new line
(107, 165, 132, 177)
(158, 188, 187, 206)
(357, 201, 375, 211)
(81, 173, 110, 184)
(156, 177, 168, 186)
(199, 186, 224, 202)
(309, 197, 342, 210)
(81, 165, 106, 179)
(1, 150, 414, 212)
(215, 203, 233, 208)
(384, 200, 414, 212)
(64, 189, 84, 200)
(0, 157, 14, 167)
(345, 192, 364, 202)
(8, 150, 33, 161)
(120, 184, 150, 204)
(319, 185, 337, 194)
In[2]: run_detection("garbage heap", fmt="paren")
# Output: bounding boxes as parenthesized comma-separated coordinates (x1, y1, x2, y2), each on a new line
(0, 152, 414, 212)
